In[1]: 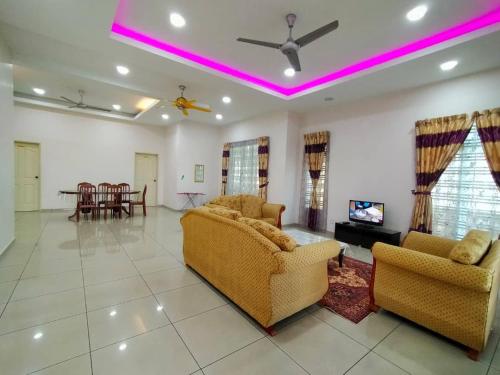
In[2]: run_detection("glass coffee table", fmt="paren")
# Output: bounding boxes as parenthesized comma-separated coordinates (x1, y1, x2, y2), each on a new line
(284, 228, 350, 267)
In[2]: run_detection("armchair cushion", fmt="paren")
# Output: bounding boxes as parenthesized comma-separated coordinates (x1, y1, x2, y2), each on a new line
(240, 194, 264, 219)
(449, 230, 492, 265)
(238, 217, 297, 252)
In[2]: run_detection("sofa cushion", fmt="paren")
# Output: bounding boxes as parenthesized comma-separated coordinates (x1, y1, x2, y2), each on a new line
(449, 229, 492, 265)
(238, 217, 296, 251)
(240, 194, 264, 219)
(209, 195, 242, 212)
(207, 207, 242, 221)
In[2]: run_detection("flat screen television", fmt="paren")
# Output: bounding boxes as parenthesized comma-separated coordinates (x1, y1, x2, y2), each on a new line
(349, 200, 384, 226)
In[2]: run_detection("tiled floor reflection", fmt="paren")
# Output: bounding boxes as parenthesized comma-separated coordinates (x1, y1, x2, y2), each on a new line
(0, 208, 497, 374)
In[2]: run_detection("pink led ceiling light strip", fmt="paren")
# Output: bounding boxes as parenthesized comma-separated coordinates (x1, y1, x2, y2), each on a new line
(111, 7, 500, 98)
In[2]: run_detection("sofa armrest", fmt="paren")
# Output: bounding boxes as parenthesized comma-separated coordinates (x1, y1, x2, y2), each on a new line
(402, 231, 459, 258)
(274, 240, 339, 273)
(262, 203, 285, 228)
(372, 242, 493, 292)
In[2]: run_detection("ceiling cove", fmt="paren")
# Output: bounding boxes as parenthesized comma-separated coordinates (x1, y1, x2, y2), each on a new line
(111, 4, 500, 100)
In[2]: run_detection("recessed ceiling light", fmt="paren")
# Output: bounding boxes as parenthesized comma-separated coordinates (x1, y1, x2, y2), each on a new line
(161, 113, 170, 120)
(406, 5, 428, 22)
(215, 114, 223, 120)
(170, 12, 186, 28)
(116, 65, 130, 75)
(156, 305, 163, 311)
(109, 310, 117, 317)
(33, 332, 43, 340)
(112, 104, 121, 111)
(33, 88, 45, 95)
(119, 343, 127, 351)
(222, 96, 232, 104)
(284, 68, 295, 77)
(440, 60, 458, 71)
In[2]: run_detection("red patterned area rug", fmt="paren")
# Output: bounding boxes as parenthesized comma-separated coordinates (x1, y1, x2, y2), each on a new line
(319, 256, 372, 324)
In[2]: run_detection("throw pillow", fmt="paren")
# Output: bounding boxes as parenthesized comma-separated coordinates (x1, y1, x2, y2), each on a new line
(238, 217, 296, 251)
(449, 229, 492, 265)
(208, 207, 242, 221)
(240, 194, 264, 219)
(210, 195, 242, 212)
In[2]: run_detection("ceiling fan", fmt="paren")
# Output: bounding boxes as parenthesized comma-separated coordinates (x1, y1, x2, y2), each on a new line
(170, 85, 211, 116)
(60, 90, 111, 112)
(237, 13, 339, 72)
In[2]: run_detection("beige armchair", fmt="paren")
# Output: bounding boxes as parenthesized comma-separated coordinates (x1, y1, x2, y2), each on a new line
(370, 231, 500, 360)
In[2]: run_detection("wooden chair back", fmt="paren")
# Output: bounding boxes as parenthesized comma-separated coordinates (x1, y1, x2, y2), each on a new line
(77, 182, 92, 190)
(78, 183, 96, 205)
(118, 183, 131, 202)
(98, 183, 111, 204)
(108, 184, 122, 205)
(141, 184, 147, 203)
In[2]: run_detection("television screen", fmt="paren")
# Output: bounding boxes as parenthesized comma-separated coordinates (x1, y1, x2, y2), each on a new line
(349, 200, 384, 226)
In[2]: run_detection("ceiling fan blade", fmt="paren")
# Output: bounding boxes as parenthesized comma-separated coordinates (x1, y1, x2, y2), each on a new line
(285, 50, 301, 72)
(190, 105, 212, 113)
(295, 20, 339, 47)
(236, 38, 281, 49)
(182, 109, 189, 116)
(60, 96, 77, 104)
(84, 105, 112, 112)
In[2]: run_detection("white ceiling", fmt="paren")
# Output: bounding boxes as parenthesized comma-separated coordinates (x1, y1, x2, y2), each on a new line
(1, 0, 499, 126)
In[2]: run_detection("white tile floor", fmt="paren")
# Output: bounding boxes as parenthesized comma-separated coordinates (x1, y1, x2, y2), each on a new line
(1, 208, 500, 374)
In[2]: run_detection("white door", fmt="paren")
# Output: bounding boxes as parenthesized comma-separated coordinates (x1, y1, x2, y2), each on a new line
(15, 142, 40, 211)
(134, 153, 158, 206)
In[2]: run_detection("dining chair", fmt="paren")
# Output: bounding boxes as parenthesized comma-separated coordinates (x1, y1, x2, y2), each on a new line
(77, 183, 97, 222)
(104, 184, 122, 220)
(97, 183, 111, 219)
(118, 183, 131, 210)
(130, 185, 147, 217)
(77, 181, 92, 189)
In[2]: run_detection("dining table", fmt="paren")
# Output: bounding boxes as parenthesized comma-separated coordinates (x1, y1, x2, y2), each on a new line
(59, 190, 140, 221)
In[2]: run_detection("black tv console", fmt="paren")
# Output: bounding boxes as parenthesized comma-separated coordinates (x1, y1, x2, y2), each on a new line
(334, 222, 401, 249)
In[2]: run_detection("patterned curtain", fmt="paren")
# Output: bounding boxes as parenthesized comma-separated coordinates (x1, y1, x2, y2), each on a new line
(474, 108, 500, 189)
(258, 136, 270, 201)
(221, 143, 230, 195)
(304, 131, 329, 230)
(409, 114, 473, 233)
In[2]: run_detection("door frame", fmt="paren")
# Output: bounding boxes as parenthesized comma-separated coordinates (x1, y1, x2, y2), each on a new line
(14, 141, 41, 212)
(134, 152, 158, 206)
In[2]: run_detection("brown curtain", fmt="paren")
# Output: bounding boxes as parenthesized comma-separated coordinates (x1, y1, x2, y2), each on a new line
(409, 114, 473, 233)
(474, 108, 500, 189)
(257, 136, 269, 201)
(304, 131, 329, 230)
(221, 143, 230, 195)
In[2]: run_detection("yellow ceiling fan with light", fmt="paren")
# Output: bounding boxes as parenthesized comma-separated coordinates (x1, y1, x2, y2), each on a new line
(170, 85, 211, 116)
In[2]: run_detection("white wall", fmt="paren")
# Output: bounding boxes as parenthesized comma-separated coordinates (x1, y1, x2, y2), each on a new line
(163, 121, 221, 210)
(301, 68, 500, 235)
(13, 105, 168, 209)
(0, 37, 15, 254)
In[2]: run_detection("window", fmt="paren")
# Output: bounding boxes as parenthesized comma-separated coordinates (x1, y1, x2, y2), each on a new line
(432, 124, 500, 239)
(299, 144, 329, 230)
(226, 139, 259, 195)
